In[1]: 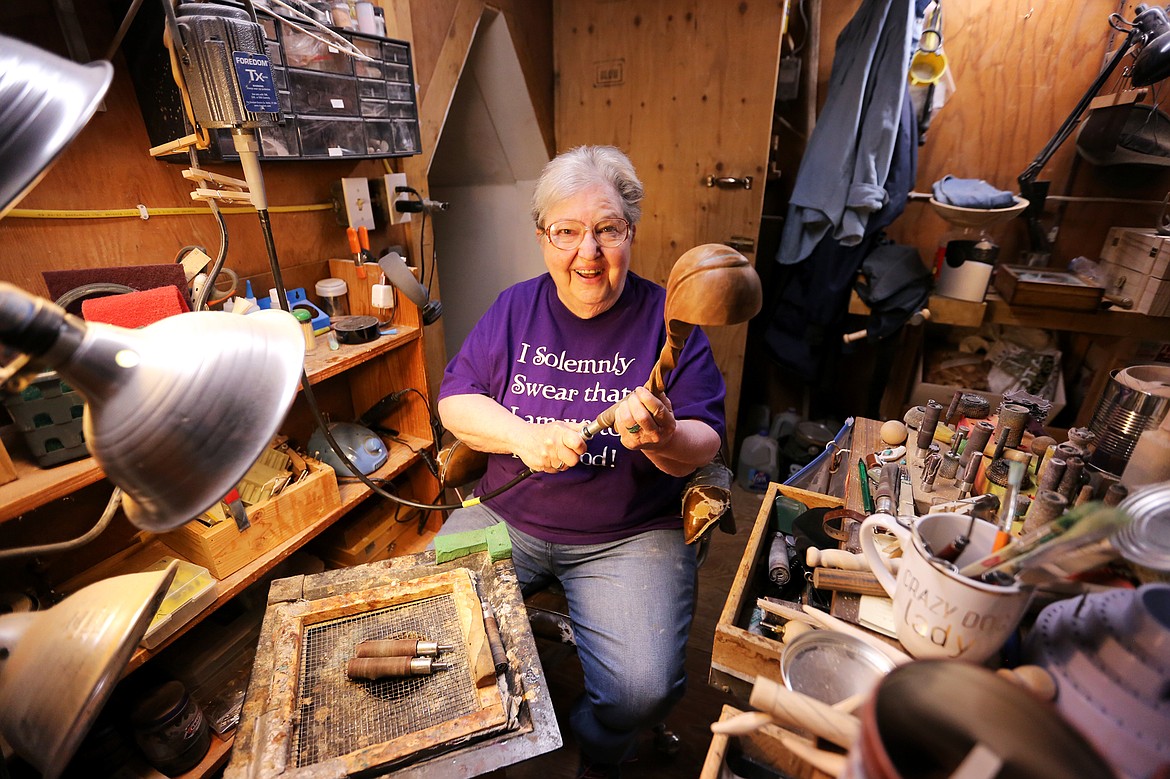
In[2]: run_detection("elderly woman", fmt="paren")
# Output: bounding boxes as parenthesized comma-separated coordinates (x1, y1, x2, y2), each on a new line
(436, 145, 725, 777)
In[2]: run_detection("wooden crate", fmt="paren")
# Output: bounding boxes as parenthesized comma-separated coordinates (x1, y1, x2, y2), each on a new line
(993, 265, 1104, 310)
(160, 461, 341, 578)
(314, 502, 424, 567)
(701, 705, 835, 779)
(710, 482, 843, 697)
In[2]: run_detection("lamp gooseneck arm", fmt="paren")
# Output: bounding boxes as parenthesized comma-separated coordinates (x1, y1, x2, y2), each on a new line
(1017, 28, 1137, 252)
(0, 282, 74, 358)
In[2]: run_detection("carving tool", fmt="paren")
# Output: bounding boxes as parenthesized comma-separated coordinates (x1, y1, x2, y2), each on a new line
(935, 514, 975, 563)
(916, 400, 943, 458)
(346, 656, 450, 680)
(873, 462, 899, 515)
(956, 452, 982, 499)
(354, 639, 453, 658)
(223, 487, 249, 531)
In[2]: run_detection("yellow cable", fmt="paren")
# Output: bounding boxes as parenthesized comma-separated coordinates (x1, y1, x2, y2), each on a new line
(7, 204, 333, 219)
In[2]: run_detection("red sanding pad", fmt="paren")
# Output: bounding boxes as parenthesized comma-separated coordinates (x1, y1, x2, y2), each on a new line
(81, 285, 190, 328)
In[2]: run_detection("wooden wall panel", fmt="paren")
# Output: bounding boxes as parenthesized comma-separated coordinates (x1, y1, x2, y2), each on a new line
(0, 3, 398, 298)
(816, 0, 1170, 269)
(407, 0, 554, 157)
(554, 0, 787, 447)
(1, 2, 555, 400)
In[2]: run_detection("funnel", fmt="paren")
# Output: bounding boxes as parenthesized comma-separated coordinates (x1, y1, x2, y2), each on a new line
(583, 244, 761, 437)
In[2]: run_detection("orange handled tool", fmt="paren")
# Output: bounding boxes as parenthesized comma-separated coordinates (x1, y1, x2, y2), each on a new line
(346, 227, 367, 278)
(358, 226, 373, 262)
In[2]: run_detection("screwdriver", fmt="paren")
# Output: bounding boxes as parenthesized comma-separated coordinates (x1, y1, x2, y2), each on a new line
(354, 638, 454, 658)
(347, 656, 451, 680)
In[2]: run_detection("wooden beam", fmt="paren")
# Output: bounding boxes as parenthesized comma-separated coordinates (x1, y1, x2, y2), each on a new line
(418, 0, 483, 173)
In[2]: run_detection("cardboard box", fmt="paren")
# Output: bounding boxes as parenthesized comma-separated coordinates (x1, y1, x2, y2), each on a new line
(160, 460, 341, 578)
(907, 350, 1066, 423)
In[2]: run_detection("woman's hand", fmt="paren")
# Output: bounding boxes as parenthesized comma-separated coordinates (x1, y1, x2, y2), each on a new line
(517, 419, 588, 474)
(616, 386, 676, 450)
(614, 386, 720, 477)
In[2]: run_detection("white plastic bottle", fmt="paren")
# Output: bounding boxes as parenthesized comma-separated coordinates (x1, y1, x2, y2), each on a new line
(770, 407, 801, 441)
(738, 429, 779, 492)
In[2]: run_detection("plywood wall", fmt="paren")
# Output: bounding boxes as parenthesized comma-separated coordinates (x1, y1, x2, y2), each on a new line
(814, 0, 1170, 268)
(0, 0, 555, 395)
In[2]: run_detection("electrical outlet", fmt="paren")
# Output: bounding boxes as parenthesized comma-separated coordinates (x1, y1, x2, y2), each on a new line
(382, 172, 411, 225)
(336, 177, 375, 229)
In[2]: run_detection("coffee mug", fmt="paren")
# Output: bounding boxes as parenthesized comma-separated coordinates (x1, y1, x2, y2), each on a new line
(859, 512, 1032, 664)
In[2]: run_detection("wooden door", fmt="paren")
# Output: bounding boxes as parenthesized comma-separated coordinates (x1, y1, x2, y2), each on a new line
(554, 1, 785, 447)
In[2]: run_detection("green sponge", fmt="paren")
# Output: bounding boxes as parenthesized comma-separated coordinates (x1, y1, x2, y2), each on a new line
(433, 523, 513, 563)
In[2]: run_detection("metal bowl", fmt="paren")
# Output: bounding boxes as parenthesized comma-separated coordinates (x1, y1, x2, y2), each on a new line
(780, 629, 895, 706)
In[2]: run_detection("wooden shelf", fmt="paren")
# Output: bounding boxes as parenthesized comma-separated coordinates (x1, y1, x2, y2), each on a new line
(0, 326, 422, 524)
(0, 427, 104, 522)
(302, 324, 419, 385)
(178, 731, 233, 779)
(111, 431, 432, 675)
(849, 289, 1170, 338)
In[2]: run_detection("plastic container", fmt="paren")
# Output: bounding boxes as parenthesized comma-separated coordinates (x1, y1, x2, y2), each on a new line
(737, 429, 779, 492)
(141, 557, 216, 649)
(130, 680, 211, 776)
(1, 370, 88, 466)
(769, 407, 801, 441)
(315, 278, 350, 319)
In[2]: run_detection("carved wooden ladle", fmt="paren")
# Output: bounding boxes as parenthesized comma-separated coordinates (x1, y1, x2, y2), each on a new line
(581, 242, 762, 439)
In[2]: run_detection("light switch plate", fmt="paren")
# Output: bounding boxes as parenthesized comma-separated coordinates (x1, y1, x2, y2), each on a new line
(338, 177, 375, 229)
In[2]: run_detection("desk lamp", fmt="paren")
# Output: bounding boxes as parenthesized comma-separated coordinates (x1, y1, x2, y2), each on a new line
(1017, 5, 1170, 254)
(0, 34, 303, 778)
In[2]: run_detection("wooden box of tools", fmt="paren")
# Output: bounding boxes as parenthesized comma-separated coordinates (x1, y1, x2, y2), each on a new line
(160, 459, 341, 578)
(710, 482, 843, 697)
(992, 264, 1105, 311)
(702, 705, 834, 779)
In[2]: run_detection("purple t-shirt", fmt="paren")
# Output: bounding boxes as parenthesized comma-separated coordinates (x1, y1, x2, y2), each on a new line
(438, 272, 726, 544)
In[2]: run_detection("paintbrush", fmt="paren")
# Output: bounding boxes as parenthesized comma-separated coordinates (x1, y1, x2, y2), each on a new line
(959, 506, 1081, 578)
(991, 459, 1025, 552)
(981, 504, 1131, 582)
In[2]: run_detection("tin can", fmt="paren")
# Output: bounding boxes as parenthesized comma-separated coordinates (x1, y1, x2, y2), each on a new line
(130, 681, 211, 776)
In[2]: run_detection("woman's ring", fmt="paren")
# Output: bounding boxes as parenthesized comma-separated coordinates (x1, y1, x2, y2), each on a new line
(556, 461, 567, 470)
(626, 424, 641, 434)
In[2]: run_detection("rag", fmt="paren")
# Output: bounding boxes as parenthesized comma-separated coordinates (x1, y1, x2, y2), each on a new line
(931, 175, 1016, 209)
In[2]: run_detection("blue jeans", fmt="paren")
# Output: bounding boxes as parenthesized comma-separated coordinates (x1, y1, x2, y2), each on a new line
(437, 504, 698, 766)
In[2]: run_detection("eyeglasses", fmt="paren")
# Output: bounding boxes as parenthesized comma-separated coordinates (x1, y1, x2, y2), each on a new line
(542, 218, 631, 250)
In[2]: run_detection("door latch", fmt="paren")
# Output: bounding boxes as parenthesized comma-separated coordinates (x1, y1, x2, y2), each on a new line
(725, 236, 756, 253)
(704, 175, 753, 190)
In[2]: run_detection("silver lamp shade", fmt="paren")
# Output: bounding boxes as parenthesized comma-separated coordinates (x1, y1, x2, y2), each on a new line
(0, 283, 306, 532)
(0, 562, 177, 779)
(0, 33, 113, 218)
